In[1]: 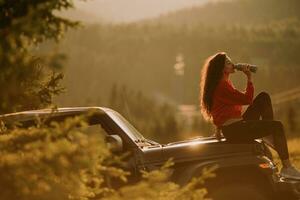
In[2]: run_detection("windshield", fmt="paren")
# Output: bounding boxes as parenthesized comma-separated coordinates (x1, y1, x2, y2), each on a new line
(106, 110, 145, 141)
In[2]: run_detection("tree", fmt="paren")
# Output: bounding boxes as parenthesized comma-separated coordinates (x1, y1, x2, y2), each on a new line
(108, 83, 183, 143)
(0, 0, 79, 113)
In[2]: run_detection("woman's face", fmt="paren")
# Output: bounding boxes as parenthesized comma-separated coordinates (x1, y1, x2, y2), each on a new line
(223, 56, 235, 74)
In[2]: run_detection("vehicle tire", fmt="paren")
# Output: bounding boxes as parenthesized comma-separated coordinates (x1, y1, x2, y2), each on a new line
(209, 183, 271, 200)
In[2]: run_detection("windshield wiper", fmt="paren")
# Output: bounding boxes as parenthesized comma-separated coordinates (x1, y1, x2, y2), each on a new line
(144, 138, 160, 145)
(134, 138, 160, 146)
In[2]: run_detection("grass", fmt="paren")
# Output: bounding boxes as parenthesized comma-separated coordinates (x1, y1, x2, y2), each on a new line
(287, 138, 300, 168)
(270, 137, 300, 169)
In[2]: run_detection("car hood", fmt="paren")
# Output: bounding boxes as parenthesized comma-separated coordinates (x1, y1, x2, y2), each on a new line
(161, 137, 261, 163)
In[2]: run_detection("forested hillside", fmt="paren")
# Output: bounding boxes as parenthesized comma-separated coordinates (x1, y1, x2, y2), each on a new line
(43, 0, 300, 137)
(53, 0, 300, 103)
(146, 0, 300, 27)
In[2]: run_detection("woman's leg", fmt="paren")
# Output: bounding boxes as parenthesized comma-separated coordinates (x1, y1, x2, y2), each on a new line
(221, 120, 289, 161)
(242, 92, 274, 120)
(242, 92, 276, 151)
(221, 92, 300, 178)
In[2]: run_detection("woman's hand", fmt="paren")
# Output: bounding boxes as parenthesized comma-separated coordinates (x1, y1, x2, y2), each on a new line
(241, 64, 252, 81)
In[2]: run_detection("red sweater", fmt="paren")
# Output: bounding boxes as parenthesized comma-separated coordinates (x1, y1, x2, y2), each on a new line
(211, 79, 254, 127)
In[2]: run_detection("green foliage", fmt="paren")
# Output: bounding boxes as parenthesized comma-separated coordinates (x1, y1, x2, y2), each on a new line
(0, 115, 121, 200)
(0, 115, 213, 200)
(0, 0, 79, 113)
(106, 159, 216, 200)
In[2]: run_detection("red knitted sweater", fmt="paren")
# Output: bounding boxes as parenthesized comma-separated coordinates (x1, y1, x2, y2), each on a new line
(211, 79, 254, 127)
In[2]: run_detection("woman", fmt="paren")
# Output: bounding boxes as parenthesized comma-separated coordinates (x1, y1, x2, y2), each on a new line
(199, 52, 300, 179)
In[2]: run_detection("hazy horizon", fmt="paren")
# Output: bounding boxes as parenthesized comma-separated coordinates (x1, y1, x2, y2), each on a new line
(73, 0, 222, 23)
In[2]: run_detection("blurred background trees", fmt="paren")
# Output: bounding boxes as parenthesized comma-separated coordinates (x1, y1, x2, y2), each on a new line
(45, 0, 300, 141)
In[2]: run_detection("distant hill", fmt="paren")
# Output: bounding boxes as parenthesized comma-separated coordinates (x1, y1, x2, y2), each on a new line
(142, 0, 300, 27)
(53, 0, 300, 113)
(60, 8, 104, 24)
(71, 0, 212, 24)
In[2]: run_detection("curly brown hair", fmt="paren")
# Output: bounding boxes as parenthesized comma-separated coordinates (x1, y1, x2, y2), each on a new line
(199, 52, 227, 121)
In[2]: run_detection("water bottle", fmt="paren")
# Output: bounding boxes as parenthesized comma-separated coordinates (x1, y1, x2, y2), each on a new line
(234, 63, 258, 73)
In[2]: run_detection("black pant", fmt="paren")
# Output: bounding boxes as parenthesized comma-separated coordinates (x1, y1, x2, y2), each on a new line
(221, 92, 289, 160)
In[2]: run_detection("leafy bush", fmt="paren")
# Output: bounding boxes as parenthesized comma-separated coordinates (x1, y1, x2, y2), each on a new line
(106, 161, 215, 200)
(0, 115, 214, 200)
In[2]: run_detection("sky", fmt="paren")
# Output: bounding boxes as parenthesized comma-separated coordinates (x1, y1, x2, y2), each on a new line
(74, 0, 214, 23)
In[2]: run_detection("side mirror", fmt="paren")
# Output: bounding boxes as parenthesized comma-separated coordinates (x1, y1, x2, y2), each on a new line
(106, 135, 123, 153)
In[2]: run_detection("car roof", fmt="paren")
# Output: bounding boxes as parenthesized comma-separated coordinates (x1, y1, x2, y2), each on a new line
(0, 106, 114, 123)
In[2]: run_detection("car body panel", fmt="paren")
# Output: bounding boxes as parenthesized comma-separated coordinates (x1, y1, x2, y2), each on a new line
(1, 107, 299, 198)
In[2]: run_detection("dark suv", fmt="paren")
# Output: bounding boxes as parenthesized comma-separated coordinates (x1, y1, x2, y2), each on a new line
(1, 107, 300, 200)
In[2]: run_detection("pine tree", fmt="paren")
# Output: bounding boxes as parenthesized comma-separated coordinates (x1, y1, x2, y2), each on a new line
(0, 0, 79, 113)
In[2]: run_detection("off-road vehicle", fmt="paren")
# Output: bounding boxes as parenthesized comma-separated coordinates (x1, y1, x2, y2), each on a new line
(1, 107, 299, 200)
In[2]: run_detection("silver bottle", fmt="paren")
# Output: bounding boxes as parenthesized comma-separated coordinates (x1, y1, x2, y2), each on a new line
(234, 63, 258, 73)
